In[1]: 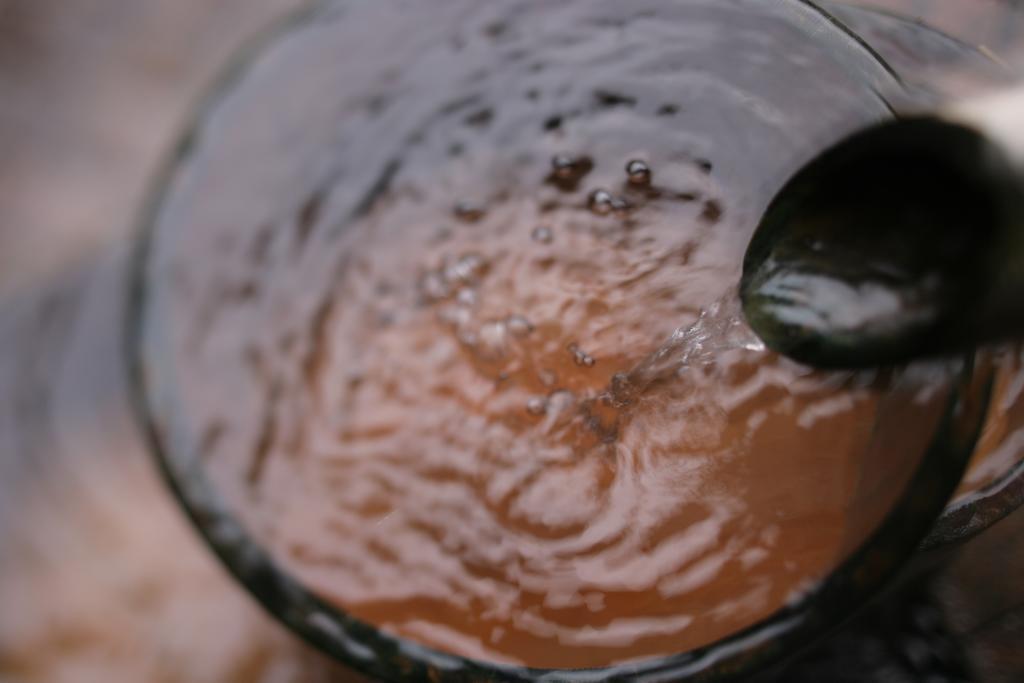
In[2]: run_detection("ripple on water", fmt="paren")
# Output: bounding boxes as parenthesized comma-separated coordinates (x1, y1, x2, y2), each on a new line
(141, 0, 944, 670)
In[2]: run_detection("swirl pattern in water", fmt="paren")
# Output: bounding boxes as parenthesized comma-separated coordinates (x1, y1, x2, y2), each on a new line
(137, 0, 956, 669)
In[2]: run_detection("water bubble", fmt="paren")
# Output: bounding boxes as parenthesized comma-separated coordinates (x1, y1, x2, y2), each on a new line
(531, 226, 554, 244)
(419, 271, 451, 302)
(438, 303, 472, 328)
(445, 253, 487, 285)
(610, 196, 632, 214)
(457, 288, 478, 306)
(552, 154, 582, 179)
(538, 369, 558, 387)
(589, 189, 631, 216)
(548, 154, 593, 191)
(526, 397, 548, 416)
(568, 343, 596, 367)
(453, 201, 487, 223)
(546, 390, 577, 418)
(588, 189, 614, 215)
(626, 159, 652, 186)
(506, 315, 534, 337)
(552, 155, 571, 175)
(478, 320, 510, 359)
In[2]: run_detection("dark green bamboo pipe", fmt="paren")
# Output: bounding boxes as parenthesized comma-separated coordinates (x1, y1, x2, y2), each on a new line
(742, 87, 1024, 368)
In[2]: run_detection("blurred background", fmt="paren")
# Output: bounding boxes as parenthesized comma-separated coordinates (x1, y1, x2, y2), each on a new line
(0, 1, 1021, 682)
(0, 2, 366, 681)
(0, 0, 298, 302)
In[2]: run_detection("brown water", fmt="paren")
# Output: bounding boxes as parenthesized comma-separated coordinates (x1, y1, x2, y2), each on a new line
(132, 0, 967, 672)
(232, 165, 952, 667)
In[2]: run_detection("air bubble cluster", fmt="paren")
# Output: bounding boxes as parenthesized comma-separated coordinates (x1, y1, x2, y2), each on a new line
(568, 343, 596, 368)
(419, 252, 488, 304)
(588, 189, 630, 216)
